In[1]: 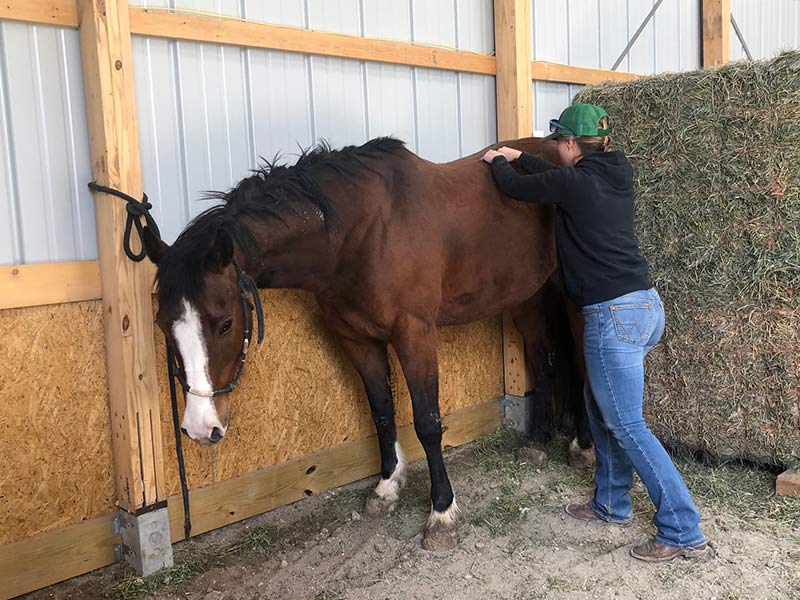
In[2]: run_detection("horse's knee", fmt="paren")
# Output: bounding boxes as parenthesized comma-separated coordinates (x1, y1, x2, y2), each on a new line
(414, 413, 443, 448)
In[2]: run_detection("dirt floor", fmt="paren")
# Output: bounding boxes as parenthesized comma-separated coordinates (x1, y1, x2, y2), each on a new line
(23, 430, 800, 600)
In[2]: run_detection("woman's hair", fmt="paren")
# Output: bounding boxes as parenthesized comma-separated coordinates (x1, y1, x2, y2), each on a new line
(573, 115, 611, 154)
(575, 135, 612, 154)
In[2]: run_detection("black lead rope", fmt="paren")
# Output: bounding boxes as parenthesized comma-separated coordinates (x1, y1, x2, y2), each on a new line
(167, 345, 193, 541)
(88, 180, 191, 540)
(88, 181, 161, 262)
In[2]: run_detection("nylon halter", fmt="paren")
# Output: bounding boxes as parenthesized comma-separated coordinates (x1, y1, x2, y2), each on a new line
(168, 260, 265, 398)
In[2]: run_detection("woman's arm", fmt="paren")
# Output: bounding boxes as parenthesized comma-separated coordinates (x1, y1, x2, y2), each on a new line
(488, 155, 571, 204)
(495, 146, 559, 174)
(517, 152, 559, 174)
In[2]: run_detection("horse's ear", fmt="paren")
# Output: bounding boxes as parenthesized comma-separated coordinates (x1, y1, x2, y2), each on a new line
(142, 226, 169, 264)
(205, 228, 233, 273)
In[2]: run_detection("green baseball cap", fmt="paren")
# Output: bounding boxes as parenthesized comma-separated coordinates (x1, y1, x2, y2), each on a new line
(542, 103, 610, 141)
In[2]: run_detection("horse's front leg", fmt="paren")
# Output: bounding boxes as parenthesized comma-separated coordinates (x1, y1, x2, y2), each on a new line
(336, 336, 405, 515)
(392, 315, 457, 551)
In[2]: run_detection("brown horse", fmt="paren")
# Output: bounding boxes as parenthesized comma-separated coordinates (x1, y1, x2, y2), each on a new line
(142, 136, 585, 550)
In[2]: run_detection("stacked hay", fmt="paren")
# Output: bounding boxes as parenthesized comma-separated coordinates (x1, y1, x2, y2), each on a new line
(576, 51, 800, 466)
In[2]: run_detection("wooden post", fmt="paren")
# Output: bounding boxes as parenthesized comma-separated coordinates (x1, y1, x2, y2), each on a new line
(702, 0, 731, 67)
(78, 1, 171, 573)
(494, 0, 533, 397)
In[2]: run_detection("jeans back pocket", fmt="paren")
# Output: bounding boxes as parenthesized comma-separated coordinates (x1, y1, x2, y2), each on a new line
(610, 303, 653, 345)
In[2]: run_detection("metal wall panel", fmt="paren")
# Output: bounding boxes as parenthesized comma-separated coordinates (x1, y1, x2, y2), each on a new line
(531, 0, 702, 134)
(0, 22, 96, 266)
(731, 0, 800, 61)
(128, 0, 496, 241)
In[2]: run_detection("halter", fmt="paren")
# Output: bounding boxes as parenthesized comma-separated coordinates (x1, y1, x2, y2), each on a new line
(168, 260, 265, 398)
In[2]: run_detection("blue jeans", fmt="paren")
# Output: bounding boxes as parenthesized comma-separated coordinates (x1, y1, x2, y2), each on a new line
(581, 287, 705, 548)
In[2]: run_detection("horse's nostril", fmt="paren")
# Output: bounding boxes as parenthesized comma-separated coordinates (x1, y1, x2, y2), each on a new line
(209, 427, 223, 443)
(180, 427, 189, 437)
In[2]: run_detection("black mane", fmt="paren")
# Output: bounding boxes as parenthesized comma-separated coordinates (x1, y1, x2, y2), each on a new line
(156, 136, 407, 307)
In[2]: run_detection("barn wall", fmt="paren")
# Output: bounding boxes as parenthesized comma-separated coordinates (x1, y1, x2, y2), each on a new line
(0, 22, 96, 266)
(530, 0, 701, 133)
(730, 0, 800, 61)
(0, 301, 116, 545)
(128, 0, 497, 243)
(0, 294, 502, 544)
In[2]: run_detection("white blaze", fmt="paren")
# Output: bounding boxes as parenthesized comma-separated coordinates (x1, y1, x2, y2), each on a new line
(173, 298, 225, 441)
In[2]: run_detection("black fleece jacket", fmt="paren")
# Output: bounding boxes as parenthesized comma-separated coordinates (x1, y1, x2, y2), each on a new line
(490, 150, 652, 307)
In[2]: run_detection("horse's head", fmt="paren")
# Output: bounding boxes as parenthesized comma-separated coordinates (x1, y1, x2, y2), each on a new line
(143, 224, 262, 445)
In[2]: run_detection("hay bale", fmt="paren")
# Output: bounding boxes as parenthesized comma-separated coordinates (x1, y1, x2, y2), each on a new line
(575, 51, 800, 466)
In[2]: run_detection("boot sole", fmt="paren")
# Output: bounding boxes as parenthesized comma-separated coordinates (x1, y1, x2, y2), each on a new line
(630, 544, 708, 563)
(563, 504, 632, 527)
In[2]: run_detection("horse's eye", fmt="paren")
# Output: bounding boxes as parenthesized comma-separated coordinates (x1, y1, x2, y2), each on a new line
(219, 318, 233, 336)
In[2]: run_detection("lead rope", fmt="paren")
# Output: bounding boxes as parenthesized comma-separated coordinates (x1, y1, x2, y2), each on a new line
(88, 181, 192, 541)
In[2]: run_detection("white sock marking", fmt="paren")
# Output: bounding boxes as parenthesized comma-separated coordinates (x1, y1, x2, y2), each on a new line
(374, 442, 406, 502)
(427, 497, 459, 528)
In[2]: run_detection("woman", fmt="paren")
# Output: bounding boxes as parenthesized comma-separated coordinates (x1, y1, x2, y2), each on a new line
(482, 103, 707, 562)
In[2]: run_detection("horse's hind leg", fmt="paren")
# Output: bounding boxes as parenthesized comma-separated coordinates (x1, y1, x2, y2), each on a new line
(391, 314, 457, 551)
(337, 336, 405, 515)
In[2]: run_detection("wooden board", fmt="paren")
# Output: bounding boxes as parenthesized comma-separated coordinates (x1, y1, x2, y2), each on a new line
(0, 301, 116, 546)
(0, 512, 118, 600)
(167, 398, 501, 540)
(0, 399, 499, 600)
(155, 290, 504, 494)
(494, 0, 533, 397)
(78, 0, 166, 511)
(702, 0, 731, 67)
(0, 0, 77, 27)
(531, 61, 641, 85)
(0, 261, 101, 310)
(776, 471, 800, 496)
(128, 7, 495, 75)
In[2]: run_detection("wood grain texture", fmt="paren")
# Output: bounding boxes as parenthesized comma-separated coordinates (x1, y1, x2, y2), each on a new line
(128, 7, 495, 75)
(0, 301, 115, 546)
(494, 0, 533, 397)
(78, 0, 166, 510)
(702, 0, 731, 67)
(0, 261, 101, 310)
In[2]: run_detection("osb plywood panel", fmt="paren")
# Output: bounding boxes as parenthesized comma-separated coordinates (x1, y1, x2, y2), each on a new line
(159, 290, 503, 494)
(0, 301, 115, 545)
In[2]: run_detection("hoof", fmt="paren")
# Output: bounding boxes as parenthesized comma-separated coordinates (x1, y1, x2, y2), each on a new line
(365, 492, 396, 517)
(568, 438, 596, 471)
(422, 520, 457, 551)
(516, 444, 547, 466)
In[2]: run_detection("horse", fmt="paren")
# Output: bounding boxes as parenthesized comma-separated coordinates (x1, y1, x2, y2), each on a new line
(141, 136, 590, 551)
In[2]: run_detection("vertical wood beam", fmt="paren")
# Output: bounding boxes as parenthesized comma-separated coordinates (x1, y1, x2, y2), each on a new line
(78, 0, 165, 511)
(702, 0, 731, 67)
(494, 0, 533, 397)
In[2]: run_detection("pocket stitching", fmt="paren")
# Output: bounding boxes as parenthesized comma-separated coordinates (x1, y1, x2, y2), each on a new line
(610, 303, 652, 344)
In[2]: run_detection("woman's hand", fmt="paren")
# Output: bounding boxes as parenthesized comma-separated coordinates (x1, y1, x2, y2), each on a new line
(497, 146, 522, 161)
(482, 149, 502, 163)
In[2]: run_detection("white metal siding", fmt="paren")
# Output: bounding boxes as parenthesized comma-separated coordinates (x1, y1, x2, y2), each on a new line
(731, 0, 800, 61)
(129, 0, 496, 242)
(0, 22, 96, 266)
(530, 0, 702, 134)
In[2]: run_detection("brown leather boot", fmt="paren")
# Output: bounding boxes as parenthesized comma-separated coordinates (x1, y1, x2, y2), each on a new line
(630, 538, 708, 562)
(564, 502, 631, 527)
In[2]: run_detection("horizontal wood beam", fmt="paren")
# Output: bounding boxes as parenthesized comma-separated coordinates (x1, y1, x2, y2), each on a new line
(1, 3, 639, 88)
(0, 512, 119, 600)
(0, 398, 500, 599)
(0, 0, 77, 27)
(127, 8, 496, 75)
(0, 261, 101, 310)
(531, 61, 641, 85)
(0, 260, 156, 310)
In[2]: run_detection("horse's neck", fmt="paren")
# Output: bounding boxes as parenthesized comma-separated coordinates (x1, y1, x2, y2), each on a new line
(240, 210, 334, 292)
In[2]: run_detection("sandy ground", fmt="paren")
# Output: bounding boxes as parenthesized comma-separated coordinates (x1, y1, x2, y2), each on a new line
(23, 431, 800, 600)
